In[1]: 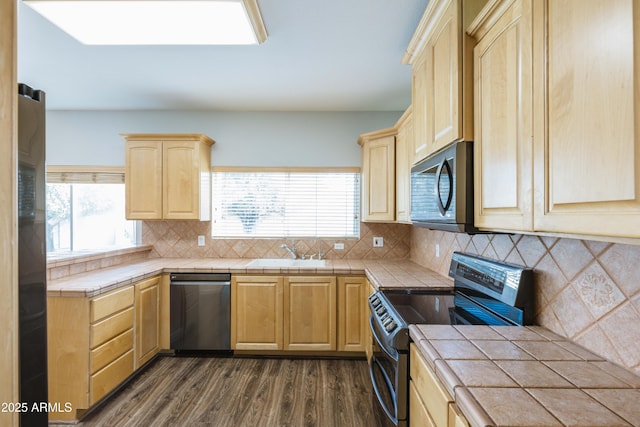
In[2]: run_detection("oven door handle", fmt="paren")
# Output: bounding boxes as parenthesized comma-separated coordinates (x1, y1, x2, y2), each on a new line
(369, 316, 399, 362)
(449, 307, 473, 325)
(369, 355, 399, 425)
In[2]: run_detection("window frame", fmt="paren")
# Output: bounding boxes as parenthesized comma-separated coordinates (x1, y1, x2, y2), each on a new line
(46, 165, 140, 255)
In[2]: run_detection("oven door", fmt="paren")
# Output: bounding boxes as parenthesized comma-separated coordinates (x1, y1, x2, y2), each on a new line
(368, 317, 407, 427)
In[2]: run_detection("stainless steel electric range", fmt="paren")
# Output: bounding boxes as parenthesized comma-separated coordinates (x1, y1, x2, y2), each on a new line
(368, 252, 534, 427)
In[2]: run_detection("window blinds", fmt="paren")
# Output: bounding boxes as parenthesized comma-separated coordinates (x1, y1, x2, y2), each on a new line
(46, 166, 125, 184)
(212, 170, 360, 238)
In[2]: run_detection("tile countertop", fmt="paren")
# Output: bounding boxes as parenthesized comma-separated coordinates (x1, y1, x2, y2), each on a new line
(47, 258, 454, 297)
(410, 324, 640, 427)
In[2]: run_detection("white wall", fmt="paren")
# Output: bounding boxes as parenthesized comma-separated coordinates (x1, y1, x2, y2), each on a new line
(46, 110, 402, 167)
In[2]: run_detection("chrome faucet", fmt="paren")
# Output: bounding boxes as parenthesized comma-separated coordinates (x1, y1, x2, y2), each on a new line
(281, 241, 298, 259)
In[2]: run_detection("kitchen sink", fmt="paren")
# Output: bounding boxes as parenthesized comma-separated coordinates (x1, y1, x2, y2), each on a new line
(246, 258, 326, 268)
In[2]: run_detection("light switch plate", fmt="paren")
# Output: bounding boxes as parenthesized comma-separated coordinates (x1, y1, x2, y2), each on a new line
(373, 237, 384, 247)
(197, 235, 205, 246)
(334, 242, 345, 250)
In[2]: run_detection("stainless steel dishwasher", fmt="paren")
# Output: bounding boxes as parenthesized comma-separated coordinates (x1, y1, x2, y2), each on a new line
(170, 273, 231, 352)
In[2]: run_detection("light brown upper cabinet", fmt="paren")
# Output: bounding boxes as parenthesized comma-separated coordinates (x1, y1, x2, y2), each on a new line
(531, 0, 640, 238)
(404, 0, 488, 164)
(359, 128, 396, 222)
(123, 133, 214, 221)
(469, 0, 640, 239)
(395, 107, 413, 224)
(411, 50, 430, 164)
(468, 0, 534, 232)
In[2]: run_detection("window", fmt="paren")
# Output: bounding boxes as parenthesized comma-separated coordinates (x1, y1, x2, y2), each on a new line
(46, 167, 138, 254)
(212, 169, 360, 238)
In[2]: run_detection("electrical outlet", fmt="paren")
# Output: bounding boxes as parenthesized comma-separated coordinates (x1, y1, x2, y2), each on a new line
(436, 243, 440, 257)
(373, 237, 384, 247)
(197, 235, 205, 246)
(334, 242, 345, 250)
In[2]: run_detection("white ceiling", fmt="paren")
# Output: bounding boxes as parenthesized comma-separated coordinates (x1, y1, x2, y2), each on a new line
(17, 0, 428, 111)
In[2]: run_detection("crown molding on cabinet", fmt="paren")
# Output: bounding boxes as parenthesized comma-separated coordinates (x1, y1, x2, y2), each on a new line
(394, 105, 412, 129)
(120, 133, 215, 146)
(401, 0, 452, 64)
(357, 127, 397, 146)
(466, 0, 516, 39)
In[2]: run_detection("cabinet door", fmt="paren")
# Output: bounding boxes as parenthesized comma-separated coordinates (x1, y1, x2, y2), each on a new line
(533, 0, 640, 238)
(362, 136, 396, 222)
(231, 276, 283, 350)
(409, 381, 437, 427)
(448, 404, 469, 427)
(473, 0, 533, 231)
(163, 140, 200, 219)
(396, 111, 413, 223)
(337, 277, 367, 352)
(284, 276, 336, 351)
(413, 50, 430, 164)
(426, 0, 460, 153)
(47, 297, 91, 419)
(125, 141, 162, 219)
(135, 276, 160, 368)
(410, 344, 452, 427)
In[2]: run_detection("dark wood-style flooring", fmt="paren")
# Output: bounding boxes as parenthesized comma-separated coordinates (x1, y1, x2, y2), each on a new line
(78, 356, 391, 427)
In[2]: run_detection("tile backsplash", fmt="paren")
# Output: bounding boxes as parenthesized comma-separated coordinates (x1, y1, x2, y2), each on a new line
(141, 220, 411, 260)
(410, 227, 640, 376)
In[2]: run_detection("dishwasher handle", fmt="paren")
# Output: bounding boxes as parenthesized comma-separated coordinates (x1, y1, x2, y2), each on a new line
(169, 272, 231, 282)
(170, 281, 230, 286)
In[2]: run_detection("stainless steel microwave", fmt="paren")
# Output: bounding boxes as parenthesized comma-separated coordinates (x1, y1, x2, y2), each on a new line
(410, 141, 476, 233)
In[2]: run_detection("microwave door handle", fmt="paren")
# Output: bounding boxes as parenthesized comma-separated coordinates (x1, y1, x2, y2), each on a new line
(436, 158, 453, 216)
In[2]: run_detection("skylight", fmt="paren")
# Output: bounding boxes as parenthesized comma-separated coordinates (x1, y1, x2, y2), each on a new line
(23, 0, 267, 45)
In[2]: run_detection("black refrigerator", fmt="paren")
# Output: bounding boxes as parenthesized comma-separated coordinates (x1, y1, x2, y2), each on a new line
(18, 83, 48, 426)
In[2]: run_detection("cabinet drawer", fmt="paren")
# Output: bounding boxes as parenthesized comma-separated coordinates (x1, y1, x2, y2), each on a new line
(90, 328, 134, 374)
(90, 286, 134, 322)
(410, 380, 436, 427)
(90, 349, 134, 405)
(410, 344, 452, 427)
(91, 307, 134, 348)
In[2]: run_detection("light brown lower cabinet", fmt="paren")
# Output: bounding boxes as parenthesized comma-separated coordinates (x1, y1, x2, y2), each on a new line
(135, 276, 161, 368)
(448, 403, 470, 427)
(48, 276, 162, 422)
(90, 350, 134, 406)
(409, 380, 436, 427)
(231, 275, 284, 350)
(409, 343, 469, 427)
(231, 275, 368, 354)
(284, 276, 337, 351)
(338, 276, 368, 352)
